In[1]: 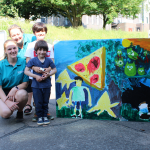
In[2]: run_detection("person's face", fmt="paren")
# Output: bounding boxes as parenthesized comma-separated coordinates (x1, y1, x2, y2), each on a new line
(76, 80, 82, 86)
(9, 28, 23, 45)
(5, 42, 18, 59)
(37, 48, 47, 58)
(34, 30, 46, 41)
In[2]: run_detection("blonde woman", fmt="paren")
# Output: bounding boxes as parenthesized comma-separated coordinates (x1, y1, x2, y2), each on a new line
(0, 39, 29, 121)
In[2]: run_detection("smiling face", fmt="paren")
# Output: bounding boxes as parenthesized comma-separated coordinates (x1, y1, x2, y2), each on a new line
(36, 48, 47, 59)
(9, 28, 23, 45)
(34, 30, 46, 41)
(5, 41, 18, 59)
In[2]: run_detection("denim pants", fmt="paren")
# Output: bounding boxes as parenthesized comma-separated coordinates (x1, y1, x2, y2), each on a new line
(32, 88, 50, 118)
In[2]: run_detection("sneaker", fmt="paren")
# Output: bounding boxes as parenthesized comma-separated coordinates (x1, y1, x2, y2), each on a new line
(47, 113, 54, 120)
(43, 117, 50, 125)
(71, 114, 76, 118)
(77, 114, 82, 118)
(32, 113, 38, 122)
(16, 111, 23, 122)
(37, 117, 44, 125)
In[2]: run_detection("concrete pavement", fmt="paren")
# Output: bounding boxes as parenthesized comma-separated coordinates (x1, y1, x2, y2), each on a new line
(0, 76, 150, 149)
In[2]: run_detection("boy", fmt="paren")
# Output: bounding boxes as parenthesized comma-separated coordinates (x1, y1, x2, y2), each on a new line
(24, 40, 57, 125)
(24, 22, 54, 120)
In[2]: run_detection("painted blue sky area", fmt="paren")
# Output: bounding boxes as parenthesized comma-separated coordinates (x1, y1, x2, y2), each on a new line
(54, 39, 123, 67)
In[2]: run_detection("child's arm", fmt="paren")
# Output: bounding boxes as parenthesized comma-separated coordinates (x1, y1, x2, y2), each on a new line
(26, 57, 31, 63)
(24, 66, 42, 82)
(86, 87, 92, 107)
(42, 68, 57, 80)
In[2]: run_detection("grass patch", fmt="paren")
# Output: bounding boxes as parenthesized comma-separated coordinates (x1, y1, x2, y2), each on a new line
(0, 17, 148, 43)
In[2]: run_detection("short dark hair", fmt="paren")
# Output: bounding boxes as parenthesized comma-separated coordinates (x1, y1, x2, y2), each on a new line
(32, 22, 47, 33)
(34, 40, 48, 52)
(74, 76, 83, 82)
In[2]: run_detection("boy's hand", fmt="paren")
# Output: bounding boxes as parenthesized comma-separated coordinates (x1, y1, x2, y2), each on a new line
(35, 75, 43, 82)
(42, 72, 50, 80)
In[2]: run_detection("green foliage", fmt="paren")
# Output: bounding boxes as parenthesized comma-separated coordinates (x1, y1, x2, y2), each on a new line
(94, 0, 143, 29)
(120, 103, 149, 121)
(56, 105, 119, 120)
(0, 0, 17, 18)
(0, 0, 55, 20)
(39, 0, 99, 27)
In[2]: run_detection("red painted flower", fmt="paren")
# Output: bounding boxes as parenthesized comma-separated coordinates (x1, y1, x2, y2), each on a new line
(75, 63, 85, 72)
(90, 74, 99, 84)
(87, 56, 100, 74)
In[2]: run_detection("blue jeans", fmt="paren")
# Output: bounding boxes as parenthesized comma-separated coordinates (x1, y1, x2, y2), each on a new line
(32, 88, 50, 118)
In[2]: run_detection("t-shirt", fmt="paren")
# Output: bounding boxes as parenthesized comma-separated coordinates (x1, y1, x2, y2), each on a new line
(24, 41, 54, 79)
(71, 86, 85, 102)
(17, 34, 36, 59)
(24, 41, 54, 59)
(26, 57, 56, 88)
(0, 58, 29, 89)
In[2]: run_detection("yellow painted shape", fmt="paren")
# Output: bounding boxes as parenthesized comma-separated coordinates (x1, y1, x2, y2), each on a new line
(56, 69, 75, 89)
(88, 91, 119, 118)
(122, 39, 131, 47)
(67, 47, 106, 90)
(57, 92, 68, 110)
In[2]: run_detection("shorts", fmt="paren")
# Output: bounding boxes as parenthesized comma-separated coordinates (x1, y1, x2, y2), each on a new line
(25, 79, 32, 93)
(3, 88, 11, 96)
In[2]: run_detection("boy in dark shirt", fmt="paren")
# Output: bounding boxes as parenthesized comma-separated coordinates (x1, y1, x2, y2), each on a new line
(24, 40, 57, 125)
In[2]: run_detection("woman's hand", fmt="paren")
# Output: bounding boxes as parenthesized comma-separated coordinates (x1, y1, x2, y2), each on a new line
(5, 98, 19, 111)
(44, 66, 51, 73)
(32, 66, 44, 74)
(7, 87, 18, 101)
(32, 66, 51, 74)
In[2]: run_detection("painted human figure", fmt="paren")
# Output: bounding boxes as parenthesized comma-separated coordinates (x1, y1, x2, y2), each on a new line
(68, 76, 92, 118)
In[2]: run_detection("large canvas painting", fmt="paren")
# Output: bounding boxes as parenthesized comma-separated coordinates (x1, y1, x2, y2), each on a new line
(55, 39, 150, 121)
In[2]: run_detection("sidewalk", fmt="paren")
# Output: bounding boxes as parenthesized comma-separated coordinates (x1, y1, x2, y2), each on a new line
(0, 76, 150, 149)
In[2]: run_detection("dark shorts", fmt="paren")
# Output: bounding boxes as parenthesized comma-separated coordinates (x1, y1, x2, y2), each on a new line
(3, 88, 11, 96)
(26, 79, 32, 93)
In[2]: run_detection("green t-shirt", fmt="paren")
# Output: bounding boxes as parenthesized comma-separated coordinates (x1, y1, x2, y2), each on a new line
(0, 57, 29, 89)
(71, 86, 85, 102)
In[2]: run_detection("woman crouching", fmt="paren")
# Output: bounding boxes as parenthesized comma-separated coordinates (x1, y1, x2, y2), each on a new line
(0, 39, 28, 121)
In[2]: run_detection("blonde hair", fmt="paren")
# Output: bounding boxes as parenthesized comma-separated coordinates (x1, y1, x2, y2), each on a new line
(3, 39, 17, 59)
(8, 24, 23, 37)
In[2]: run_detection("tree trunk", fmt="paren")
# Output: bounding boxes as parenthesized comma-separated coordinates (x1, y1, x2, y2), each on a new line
(103, 14, 109, 29)
(71, 16, 82, 28)
(24, 12, 30, 20)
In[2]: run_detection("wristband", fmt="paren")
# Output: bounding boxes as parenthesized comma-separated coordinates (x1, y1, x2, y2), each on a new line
(15, 86, 19, 90)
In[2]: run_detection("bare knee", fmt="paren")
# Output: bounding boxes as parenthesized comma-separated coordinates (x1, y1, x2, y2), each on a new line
(1, 109, 12, 118)
(15, 90, 28, 103)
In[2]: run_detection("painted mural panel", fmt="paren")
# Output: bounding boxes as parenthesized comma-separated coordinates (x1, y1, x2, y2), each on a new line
(55, 39, 150, 121)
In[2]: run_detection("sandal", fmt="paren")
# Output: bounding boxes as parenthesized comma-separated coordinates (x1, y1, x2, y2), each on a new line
(24, 104, 32, 115)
